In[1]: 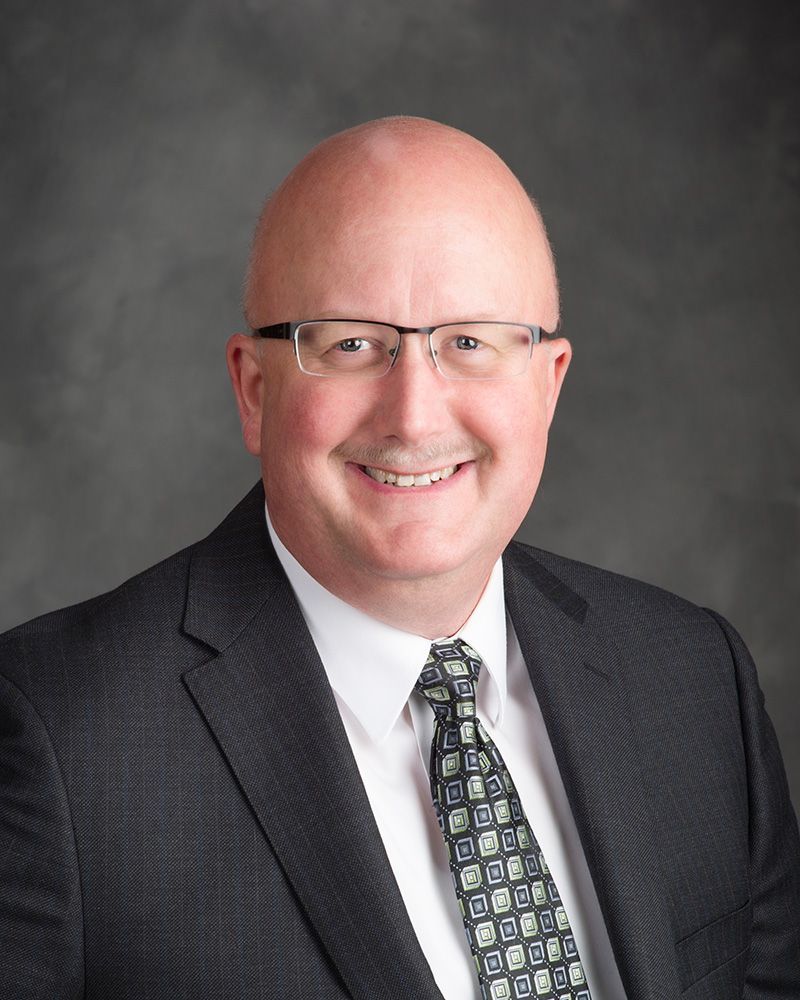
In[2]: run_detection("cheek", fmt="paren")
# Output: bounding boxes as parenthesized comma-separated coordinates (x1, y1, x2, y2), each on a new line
(468, 381, 549, 467)
(261, 381, 363, 479)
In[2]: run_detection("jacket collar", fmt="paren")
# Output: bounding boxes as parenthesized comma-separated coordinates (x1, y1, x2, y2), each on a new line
(182, 482, 445, 1000)
(181, 483, 679, 1000)
(503, 543, 679, 999)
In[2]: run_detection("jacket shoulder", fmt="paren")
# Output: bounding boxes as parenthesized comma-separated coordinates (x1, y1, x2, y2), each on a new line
(3, 543, 194, 641)
(0, 542, 196, 696)
(0, 483, 268, 702)
(507, 539, 714, 634)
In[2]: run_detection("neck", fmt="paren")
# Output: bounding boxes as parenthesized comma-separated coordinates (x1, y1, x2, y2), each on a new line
(269, 520, 495, 639)
(310, 561, 494, 639)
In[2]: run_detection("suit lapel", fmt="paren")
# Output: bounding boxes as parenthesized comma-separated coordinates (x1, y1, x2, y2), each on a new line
(180, 485, 681, 998)
(503, 543, 680, 999)
(181, 483, 443, 1000)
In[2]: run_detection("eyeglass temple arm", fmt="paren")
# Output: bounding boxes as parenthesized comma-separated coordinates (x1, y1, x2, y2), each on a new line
(252, 323, 295, 339)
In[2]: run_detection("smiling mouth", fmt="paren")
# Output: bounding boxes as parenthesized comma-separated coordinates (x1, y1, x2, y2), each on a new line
(361, 464, 461, 488)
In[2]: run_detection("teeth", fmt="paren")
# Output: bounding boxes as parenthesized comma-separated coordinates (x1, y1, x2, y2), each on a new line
(363, 464, 459, 487)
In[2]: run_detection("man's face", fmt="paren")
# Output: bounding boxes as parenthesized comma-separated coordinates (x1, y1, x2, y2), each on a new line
(231, 139, 570, 597)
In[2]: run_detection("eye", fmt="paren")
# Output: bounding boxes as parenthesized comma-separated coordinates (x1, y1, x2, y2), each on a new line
(334, 338, 369, 353)
(455, 335, 481, 351)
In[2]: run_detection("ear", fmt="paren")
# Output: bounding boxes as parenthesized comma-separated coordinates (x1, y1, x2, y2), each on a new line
(544, 337, 572, 428)
(226, 333, 265, 457)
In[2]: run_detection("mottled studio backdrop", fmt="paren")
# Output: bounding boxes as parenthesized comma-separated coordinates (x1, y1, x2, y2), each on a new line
(2, 1, 799, 806)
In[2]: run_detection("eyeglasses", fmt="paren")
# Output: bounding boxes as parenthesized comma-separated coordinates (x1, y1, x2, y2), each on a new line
(251, 319, 558, 380)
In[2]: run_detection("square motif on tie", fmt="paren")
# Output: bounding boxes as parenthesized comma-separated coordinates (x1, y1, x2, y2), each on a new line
(475, 921, 496, 947)
(514, 885, 531, 908)
(449, 808, 469, 834)
(443, 753, 460, 775)
(569, 962, 586, 986)
(445, 780, 464, 805)
(528, 941, 545, 964)
(520, 912, 538, 938)
(479, 831, 499, 856)
(489, 979, 511, 999)
(468, 777, 485, 801)
(505, 944, 525, 970)
(486, 860, 504, 884)
(507, 856, 524, 880)
(533, 969, 551, 994)
(494, 798, 511, 822)
(469, 894, 489, 918)
(512, 973, 532, 996)
(483, 950, 503, 974)
(464, 748, 480, 771)
(486, 774, 504, 797)
(546, 937, 562, 962)
(491, 887, 511, 912)
(461, 865, 482, 891)
(474, 803, 492, 825)
(456, 837, 475, 861)
(499, 916, 518, 941)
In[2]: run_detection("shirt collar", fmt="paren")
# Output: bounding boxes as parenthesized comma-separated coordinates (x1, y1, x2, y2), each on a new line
(265, 504, 508, 744)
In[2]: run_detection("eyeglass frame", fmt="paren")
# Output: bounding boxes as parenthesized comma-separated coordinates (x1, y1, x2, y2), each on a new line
(251, 319, 561, 379)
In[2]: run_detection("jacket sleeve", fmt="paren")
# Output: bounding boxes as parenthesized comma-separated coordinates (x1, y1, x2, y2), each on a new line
(0, 671, 84, 1000)
(704, 610, 800, 998)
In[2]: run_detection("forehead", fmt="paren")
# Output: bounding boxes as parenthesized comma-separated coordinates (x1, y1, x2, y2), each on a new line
(249, 134, 557, 329)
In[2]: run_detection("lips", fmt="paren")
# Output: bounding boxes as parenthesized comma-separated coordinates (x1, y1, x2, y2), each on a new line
(361, 464, 460, 487)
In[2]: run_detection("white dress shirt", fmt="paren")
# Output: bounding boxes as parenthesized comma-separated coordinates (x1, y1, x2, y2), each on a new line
(266, 508, 627, 1000)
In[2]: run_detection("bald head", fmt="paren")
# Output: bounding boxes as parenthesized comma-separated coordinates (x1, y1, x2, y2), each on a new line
(227, 116, 572, 631)
(244, 116, 559, 332)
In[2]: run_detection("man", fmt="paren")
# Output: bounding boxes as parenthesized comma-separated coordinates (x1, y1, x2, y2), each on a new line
(1, 117, 798, 1000)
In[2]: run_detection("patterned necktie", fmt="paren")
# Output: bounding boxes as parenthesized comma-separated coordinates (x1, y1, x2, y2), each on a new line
(415, 638, 592, 1000)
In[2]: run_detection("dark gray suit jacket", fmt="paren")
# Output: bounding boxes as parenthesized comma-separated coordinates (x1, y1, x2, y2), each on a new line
(1, 482, 799, 999)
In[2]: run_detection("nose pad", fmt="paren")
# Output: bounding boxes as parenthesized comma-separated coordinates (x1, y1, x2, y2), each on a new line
(389, 332, 439, 374)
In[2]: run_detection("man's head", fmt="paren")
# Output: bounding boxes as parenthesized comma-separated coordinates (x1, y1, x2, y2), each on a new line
(227, 116, 570, 625)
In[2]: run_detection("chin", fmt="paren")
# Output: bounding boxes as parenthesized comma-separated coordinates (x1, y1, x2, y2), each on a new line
(353, 530, 487, 582)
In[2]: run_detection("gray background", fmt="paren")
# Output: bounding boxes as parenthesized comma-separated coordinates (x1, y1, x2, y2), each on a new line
(2, 1, 798, 807)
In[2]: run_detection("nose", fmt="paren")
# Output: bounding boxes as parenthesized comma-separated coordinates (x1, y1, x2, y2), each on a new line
(371, 332, 452, 446)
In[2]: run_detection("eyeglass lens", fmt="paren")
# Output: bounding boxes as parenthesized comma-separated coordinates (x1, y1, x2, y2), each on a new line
(296, 321, 533, 379)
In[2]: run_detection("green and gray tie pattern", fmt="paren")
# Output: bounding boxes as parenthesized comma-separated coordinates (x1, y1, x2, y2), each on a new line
(416, 638, 592, 1000)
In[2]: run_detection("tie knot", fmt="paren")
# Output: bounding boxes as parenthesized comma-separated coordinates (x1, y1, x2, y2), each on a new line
(415, 638, 482, 722)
